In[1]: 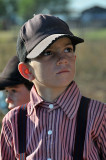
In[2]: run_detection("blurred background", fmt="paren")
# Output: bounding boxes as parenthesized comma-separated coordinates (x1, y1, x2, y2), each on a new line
(0, 0, 106, 130)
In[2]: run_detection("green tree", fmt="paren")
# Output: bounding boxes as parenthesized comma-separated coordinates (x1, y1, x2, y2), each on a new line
(17, 0, 37, 20)
(0, 0, 18, 16)
(48, 0, 70, 14)
(17, 0, 71, 21)
(0, 0, 18, 29)
(0, 0, 7, 16)
(0, 0, 71, 29)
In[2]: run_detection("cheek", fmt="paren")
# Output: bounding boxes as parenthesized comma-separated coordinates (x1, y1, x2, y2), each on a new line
(34, 63, 51, 78)
(17, 93, 25, 103)
(11, 94, 17, 102)
(31, 63, 42, 76)
(70, 60, 76, 75)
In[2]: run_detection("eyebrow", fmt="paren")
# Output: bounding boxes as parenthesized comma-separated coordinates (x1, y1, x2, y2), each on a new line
(65, 42, 73, 46)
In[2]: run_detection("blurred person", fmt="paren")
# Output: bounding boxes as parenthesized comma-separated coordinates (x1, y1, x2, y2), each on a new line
(0, 14, 105, 160)
(0, 56, 33, 110)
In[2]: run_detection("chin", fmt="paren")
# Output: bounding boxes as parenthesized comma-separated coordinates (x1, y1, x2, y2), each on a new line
(57, 79, 73, 86)
(8, 104, 15, 110)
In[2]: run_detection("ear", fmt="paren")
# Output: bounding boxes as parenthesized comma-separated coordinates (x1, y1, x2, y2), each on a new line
(18, 62, 35, 81)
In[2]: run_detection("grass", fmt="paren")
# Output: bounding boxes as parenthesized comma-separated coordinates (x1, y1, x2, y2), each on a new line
(82, 28, 106, 40)
(0, 28, 106, 131)
(72, 28, 106, 40)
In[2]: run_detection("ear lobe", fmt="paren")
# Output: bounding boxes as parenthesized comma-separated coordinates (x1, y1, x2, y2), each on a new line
(18, 63, 34, 81)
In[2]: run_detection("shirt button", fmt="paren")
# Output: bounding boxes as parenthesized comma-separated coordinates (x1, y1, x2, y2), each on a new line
(49, 104, 54, 109)
(47, 158, 52, 160)
(48, 130, 52, 135)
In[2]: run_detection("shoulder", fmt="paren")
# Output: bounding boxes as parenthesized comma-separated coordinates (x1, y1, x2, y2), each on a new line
(87, 98, 105, 136)
(2, 107, 19, 122)
(89, 99, 105, 118)
(2, 103, 28, 126)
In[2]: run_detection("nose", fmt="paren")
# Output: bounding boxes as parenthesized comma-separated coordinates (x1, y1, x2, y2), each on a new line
(57, 56, 68, 65)
(5, 97, 13, 104)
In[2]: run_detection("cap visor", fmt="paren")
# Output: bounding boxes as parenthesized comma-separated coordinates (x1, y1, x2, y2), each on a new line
(27, 34, 84, 59)
(0, 78, 24, 90)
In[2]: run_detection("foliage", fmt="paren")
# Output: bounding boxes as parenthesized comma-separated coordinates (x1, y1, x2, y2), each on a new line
(0, 0, 71, 26)
(0, 0, 6, 16)
(0, 0, 18, 16)
(0, 0, 19, 29)
(17, 0, 70, 20)
(17, 0, 38, 20)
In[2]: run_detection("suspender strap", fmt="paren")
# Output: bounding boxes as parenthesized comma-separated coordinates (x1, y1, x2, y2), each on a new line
(73, 96, 90, 160)
(18, 104, 27, 160)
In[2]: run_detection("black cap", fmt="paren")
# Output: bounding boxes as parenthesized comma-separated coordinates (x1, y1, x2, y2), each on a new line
(0, 56, 33, 90)
(17, 14, 84, 62)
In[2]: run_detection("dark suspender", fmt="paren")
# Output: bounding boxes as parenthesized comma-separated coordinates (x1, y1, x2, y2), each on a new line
(73, 96, 90, 160)
(18, 104, 27, 160)
(18, 97, 90, 160)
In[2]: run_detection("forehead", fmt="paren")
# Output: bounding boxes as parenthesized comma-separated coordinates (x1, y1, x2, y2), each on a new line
(5, 84, 25, 90)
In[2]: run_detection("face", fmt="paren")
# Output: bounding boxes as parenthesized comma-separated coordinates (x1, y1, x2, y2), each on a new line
(5, 84, 30, 110)
(29, 37, 76, 91)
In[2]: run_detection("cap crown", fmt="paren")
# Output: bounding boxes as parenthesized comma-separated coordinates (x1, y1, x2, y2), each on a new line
(17, 14, 84, 62)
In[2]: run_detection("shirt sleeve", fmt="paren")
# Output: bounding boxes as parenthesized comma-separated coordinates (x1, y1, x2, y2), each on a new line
(97, 105, 106, 159)
(0, 117, 16, 160)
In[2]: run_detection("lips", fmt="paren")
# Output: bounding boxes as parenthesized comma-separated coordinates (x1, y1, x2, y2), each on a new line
(56, 69, 70, 74)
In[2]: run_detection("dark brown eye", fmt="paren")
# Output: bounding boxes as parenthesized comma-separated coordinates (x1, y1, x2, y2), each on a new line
(64, 47, 73, 53)
(11, 89, 17, 93)
(42, 51, 52, 56)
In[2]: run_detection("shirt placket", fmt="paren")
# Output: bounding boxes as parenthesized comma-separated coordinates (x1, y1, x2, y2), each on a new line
(46, 104, 54, 160)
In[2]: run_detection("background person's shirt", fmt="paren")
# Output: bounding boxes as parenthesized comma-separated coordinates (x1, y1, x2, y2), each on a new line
(0, 81, 105, 160)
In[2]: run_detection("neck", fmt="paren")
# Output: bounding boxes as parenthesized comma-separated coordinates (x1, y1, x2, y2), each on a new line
(35, 85, 67, 102)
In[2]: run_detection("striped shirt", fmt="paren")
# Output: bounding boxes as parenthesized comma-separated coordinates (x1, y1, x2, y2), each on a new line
(0, 81, 106, 160)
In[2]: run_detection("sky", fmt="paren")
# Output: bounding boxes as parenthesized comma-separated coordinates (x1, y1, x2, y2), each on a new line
(70, 0, 106, 12)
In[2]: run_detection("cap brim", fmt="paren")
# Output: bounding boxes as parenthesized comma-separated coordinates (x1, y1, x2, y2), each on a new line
(0, 78, 24, 90)
(27, 34, 84, 59)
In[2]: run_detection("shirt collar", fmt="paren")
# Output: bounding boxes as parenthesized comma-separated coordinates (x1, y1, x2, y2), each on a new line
(55, 81, 82, 119)
(28, 81, 82, 118)
(27, 86, 43, 115)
